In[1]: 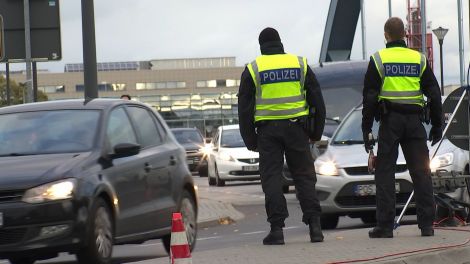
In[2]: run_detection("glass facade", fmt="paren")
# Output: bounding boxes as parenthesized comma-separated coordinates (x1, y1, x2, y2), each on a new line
(136, 81, 186, 90)
(38, 85, 65, 93)
(136, 92, 239, 137)
(196, 79, 240, 88)
(75, 83, 126, 92)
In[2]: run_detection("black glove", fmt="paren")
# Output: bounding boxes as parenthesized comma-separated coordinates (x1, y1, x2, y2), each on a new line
(363, 132, 375, 153)
(428, 126, 442, 146)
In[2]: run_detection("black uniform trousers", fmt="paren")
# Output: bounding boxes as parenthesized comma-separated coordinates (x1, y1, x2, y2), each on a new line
(375, 111, 435, 229)
(257, 119, 322, 227)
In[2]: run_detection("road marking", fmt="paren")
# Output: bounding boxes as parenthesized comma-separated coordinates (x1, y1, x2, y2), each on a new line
(284, 226, 301, 230)
(197, 236, 221, 241)
(241, 231, 265, 235)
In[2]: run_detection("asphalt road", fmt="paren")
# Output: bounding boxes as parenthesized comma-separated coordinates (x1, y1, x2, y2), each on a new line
(1, 176, 416, 264)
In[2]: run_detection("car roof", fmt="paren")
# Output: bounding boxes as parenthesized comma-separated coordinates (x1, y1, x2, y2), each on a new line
(0, 99, 148, 114)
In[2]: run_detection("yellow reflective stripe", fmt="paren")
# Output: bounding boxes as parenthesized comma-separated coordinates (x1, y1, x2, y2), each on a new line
(380, 90, 422, 97)
(256, 94, 305, 105)
(373, 52, 385, 81)
(420, 54, 426, 76)
(256, 106, 307, 117)
(384, 98, 424, 104)
(297, 56, 305, 89)
(250, 60, 262, 98)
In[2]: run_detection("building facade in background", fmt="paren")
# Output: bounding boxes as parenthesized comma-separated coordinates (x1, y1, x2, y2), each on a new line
(9, 57, 243, 137)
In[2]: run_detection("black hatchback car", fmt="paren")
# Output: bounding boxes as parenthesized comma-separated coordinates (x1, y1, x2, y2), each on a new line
(171, 128, 209, 177)
(0, 99, 198, 264)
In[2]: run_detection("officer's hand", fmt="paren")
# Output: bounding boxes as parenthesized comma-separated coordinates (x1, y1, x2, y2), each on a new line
(363, 132, 374, 153)
(428, 126, 442, 146)
(247, 145, 258, 152)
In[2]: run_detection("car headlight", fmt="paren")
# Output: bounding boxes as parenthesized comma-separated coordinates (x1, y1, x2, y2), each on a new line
(316, 161, 339, 176)
(199, 144, 212, 156)
(430, 153, 454, 171)
(22, 179, 77, 204)
(219, 152, 235, 162)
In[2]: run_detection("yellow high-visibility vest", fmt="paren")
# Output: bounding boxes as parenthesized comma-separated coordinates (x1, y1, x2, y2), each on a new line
(247, 54, 309, 122)
(372, 47, 426, 106)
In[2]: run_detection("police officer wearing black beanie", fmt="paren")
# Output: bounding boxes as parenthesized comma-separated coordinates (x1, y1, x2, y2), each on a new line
(238, 27, 326, 245)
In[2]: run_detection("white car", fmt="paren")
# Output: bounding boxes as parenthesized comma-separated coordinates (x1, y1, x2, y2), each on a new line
(315, 105, 469, 229)
(207, 125, 260, 186)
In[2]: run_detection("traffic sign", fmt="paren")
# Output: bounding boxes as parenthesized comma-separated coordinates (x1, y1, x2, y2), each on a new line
(0, 0, 61, 62)
(442, 86, 469, 150)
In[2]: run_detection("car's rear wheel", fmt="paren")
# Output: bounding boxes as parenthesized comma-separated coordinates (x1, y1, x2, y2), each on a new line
(320, 214, 339, 229)
(215, 163, 225, 187)
(76, 198, 114, 264)
(162, 190, 198, 255)
(8, 258, 35, 264)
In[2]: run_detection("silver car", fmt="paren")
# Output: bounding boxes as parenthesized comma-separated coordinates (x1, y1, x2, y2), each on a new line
(315, 105, 469, 229)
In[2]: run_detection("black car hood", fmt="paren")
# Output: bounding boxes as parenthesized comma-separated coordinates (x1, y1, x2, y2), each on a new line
(181, 143, 203, 152)
(0, 152, 91, 190)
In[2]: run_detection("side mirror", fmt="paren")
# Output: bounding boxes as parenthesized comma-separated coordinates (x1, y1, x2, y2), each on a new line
(111, 143, 141, 159)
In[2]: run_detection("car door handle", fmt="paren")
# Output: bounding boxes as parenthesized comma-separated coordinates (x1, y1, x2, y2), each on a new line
(169, 156, 177, 166)
(144, 163, 153, 172)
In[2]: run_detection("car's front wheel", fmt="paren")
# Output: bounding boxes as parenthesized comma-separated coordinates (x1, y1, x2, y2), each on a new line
(162, 190, 198, 255)
(215, 163, 225, 187)
(76, 198, 114, 264)
(360, 213, 377, 224)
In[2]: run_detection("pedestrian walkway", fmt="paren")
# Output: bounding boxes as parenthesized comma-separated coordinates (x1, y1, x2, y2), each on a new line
(197, 198, 245, 228)
(133, 224, 470, 264)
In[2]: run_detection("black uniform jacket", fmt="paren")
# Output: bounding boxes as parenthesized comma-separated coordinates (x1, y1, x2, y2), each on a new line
(362, 40, 442, 135)
(238, 41, 326, 151)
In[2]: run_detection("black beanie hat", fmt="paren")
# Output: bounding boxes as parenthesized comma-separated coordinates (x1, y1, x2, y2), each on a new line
(258, 27, 281, 45)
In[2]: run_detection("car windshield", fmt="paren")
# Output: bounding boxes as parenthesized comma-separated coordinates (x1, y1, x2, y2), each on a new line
(332, 109, 432, 145)
(173, 130, 204, 144)
(332, 109, 379, 145)
(221, 128, 246, 148)
(0, 110, 100, 156)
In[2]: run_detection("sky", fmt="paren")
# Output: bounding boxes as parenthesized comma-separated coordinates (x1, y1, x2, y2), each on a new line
(2, 0, 470, 86)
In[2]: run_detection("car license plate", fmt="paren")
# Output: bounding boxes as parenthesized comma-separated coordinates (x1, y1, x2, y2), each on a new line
(354, 183, 400, 196)
(187, 159, 194, 165)
(0, 212, 3, 228)
(243, 165, 259, 171)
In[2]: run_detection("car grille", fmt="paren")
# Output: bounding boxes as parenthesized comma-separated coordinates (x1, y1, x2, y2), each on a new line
(0, 190, 23, 202)
(334, 180, 414, 207)
(238, 158, 259, 164)
(0, 228, 27, 245)
(186, 149, 200, 154)
(344, 164, 408, 176)
(335, 193, 413, 207)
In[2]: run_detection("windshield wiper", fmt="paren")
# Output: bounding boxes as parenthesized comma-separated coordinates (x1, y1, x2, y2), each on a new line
(332, 140, 364, 145)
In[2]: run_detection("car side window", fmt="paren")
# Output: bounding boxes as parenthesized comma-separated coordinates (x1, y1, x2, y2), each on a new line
(127, 106, 162, 148)
(106, 107, 138, 151)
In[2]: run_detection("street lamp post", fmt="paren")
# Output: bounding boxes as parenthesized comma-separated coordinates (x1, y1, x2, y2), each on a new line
(432, 26, 449, 95)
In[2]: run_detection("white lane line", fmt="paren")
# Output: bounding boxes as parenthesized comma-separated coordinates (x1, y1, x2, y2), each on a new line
(241, 231, 265, 235)
(197, 236, 221, 241)
(284, 226, 301, 230)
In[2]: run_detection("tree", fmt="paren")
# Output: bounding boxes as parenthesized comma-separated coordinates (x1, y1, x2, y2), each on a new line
(0, 75, 48, 106)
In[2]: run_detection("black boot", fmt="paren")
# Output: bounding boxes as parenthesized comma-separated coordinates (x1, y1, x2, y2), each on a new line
(421, 227, 434, 237)
(309, 217, 324, 243)
(368, 226, 393, 238)
(262, 227, 284, 245)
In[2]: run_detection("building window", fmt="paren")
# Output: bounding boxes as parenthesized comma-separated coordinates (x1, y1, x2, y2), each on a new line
(197, 79, 236, 88)
(75, 83, 126, 92)
(136, 82, 186, 90)
(38, 85, 65, 93)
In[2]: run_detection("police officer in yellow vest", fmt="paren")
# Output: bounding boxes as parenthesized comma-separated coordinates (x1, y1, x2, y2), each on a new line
(238, 27, 326, 245)
(362, 17, 442, 238)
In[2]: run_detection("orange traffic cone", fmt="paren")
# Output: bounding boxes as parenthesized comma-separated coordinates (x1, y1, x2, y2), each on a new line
(170, 212, 192, 264)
